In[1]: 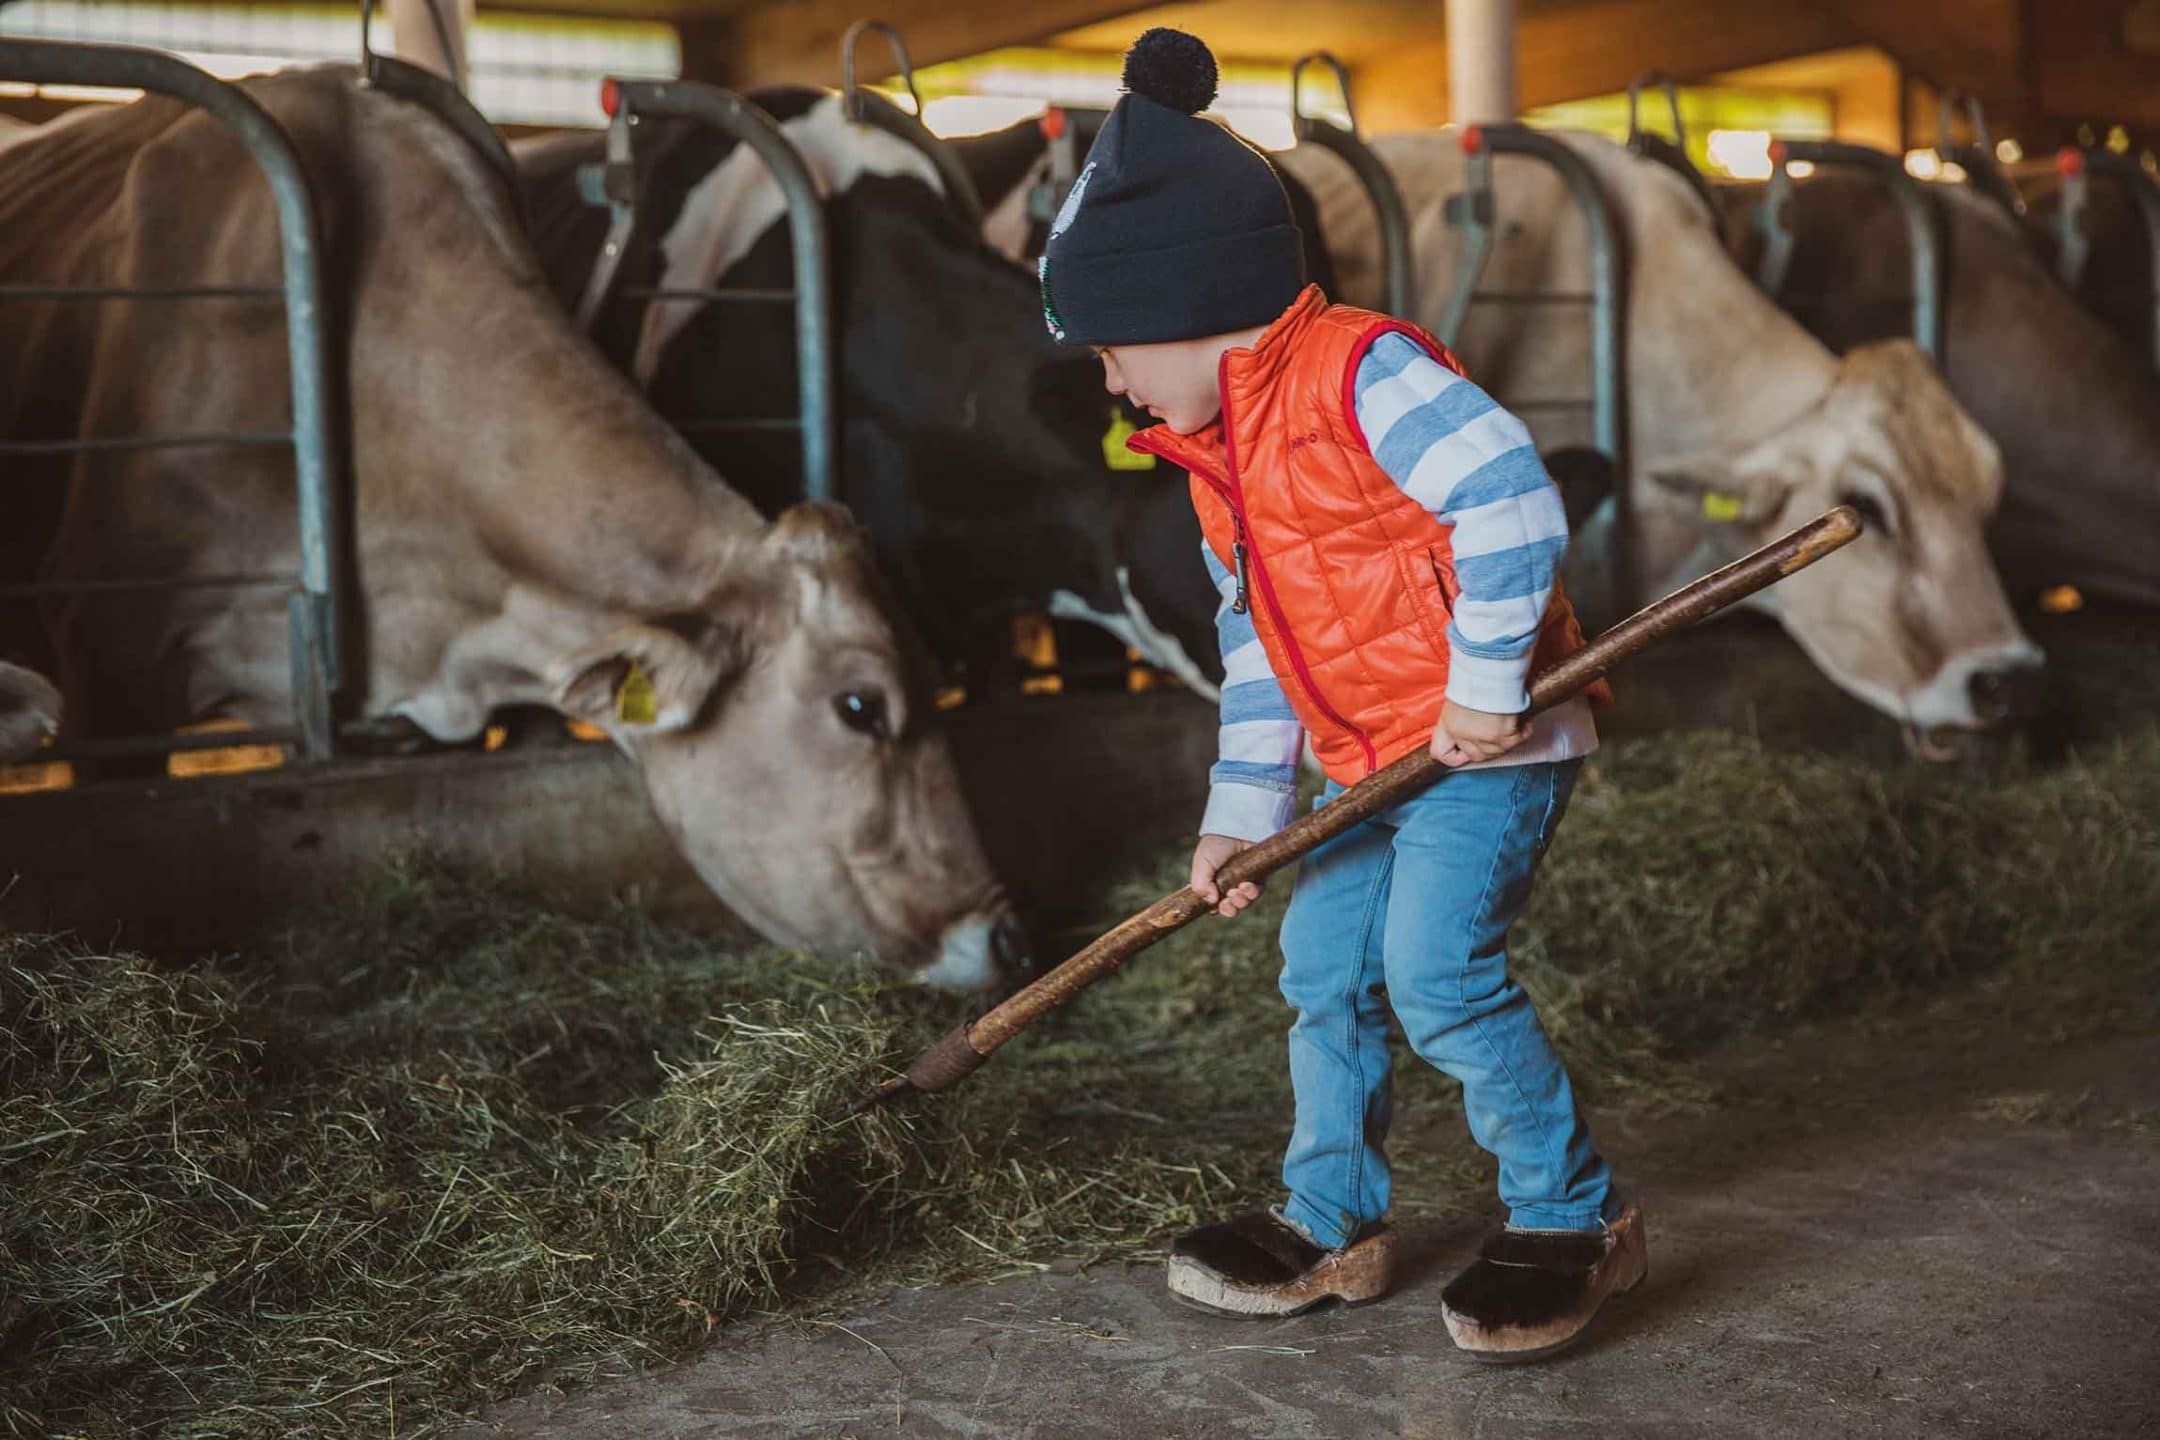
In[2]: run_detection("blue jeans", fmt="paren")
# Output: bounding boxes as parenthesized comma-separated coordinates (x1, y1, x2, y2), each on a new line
(1276, 758, 1615, 1248)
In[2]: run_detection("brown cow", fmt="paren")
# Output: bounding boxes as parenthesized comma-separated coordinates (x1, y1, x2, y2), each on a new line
(1278, 132, 2045, 752)
(0, 69, 1026, 989)
(1717, 171, 2160, 611)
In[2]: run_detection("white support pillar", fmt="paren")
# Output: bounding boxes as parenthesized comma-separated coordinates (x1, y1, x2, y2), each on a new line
(388, 0, 475, 89)
(1446, 0, 1517, 125)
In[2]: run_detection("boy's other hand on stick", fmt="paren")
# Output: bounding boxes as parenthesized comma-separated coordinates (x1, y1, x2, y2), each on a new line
(1430, 700, 1534, 767)
(1192, 834, 1263, 917)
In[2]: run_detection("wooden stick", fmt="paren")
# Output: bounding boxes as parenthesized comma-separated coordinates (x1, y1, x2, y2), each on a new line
(844, 505, 1861, 1117)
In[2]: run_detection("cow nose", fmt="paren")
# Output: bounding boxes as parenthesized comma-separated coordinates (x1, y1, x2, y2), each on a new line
(990, 909, 1037, 982)
(1968, 660, 2047, 725)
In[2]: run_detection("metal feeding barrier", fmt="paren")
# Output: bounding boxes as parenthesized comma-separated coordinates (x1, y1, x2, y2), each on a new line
(1623, 72, 1718, 225)
(574, 77, 840, 502)
(1753, 135, 1945, 361)
(569, 19, 1035, 507)
(2048, 144, 2160, 375)
(1436, 121, 1634, 603)
(0, 37, 347, 764)
(355, 1, 523, 226)
(839, 18, 985, 228)
(1931, 90, 2025, 220)
(1289, 51, 1411, 318)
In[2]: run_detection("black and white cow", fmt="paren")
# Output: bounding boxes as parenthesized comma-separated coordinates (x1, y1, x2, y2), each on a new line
(514, 92, 1225, 698)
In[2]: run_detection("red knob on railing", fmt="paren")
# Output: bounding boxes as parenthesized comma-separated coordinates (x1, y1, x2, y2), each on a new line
(1041, 106, 1068, 141)
(1461, 123, 1484, 155)
(2057, 146, 2086, 176)
(600, 77, 622, 119)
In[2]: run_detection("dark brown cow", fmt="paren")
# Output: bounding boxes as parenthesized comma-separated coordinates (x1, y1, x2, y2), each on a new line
(0, 69, 1026, 989)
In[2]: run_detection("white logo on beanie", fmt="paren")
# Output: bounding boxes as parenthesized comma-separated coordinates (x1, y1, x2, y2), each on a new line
(1050, 160, 1096, 238)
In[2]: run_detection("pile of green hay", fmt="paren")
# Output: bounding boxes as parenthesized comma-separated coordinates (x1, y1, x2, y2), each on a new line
(5, 726, 2157, 1437)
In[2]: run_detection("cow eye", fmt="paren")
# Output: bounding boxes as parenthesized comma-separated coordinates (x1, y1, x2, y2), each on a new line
(833, 687, 892, 740)
(1839, 490, 1891, 536)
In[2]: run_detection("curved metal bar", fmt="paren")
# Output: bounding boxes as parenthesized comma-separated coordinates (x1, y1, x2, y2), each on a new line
(1290, 50, 1360, 135)
(2053, 147, 2160, 372)
(1441, 123, 1633, 605)
(840, 18, 922, 120)
(1289, 51, 1411, 317)
(845, 87, 986, 228)
(1761, 138, 1944, 361)
(832, 18, 983, 226)
(362, 52, 525, 229)
(0, 36, 345, 759)
(1933, 90, 2024, 219)
(1624, 70, 1718, 226)
(595, 78, 838, 502)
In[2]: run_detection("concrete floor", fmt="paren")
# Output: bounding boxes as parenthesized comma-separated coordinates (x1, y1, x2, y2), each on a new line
(464, 1019, 2160, 1439)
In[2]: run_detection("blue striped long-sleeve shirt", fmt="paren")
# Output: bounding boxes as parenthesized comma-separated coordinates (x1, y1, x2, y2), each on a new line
(1197, 332, 1598, 843)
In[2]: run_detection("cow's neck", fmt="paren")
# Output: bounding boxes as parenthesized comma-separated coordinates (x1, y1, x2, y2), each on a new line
(1606, 165, 1839, 468)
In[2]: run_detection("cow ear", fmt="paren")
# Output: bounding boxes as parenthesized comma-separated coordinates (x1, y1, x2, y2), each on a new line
(551, 622, 742, 733)
(765, 501, 868, 568)
(1644, 454, 1787, 526)
(0, 661, 62, 763)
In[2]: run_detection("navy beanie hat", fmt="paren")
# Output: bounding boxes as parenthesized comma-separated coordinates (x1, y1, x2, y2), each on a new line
(1040, 28, 1306, 347)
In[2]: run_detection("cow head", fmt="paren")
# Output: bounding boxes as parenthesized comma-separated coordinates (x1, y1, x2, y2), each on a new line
(0, 662, 61, 763)
(550, 503, 1029, 991)
(1646, 340, 2045, 754)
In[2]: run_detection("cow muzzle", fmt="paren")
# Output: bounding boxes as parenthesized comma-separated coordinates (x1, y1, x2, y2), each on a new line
(1966, 658, 2048, 727)
(916, 906, 1036, 994)
(1900, 647, 2049, 761)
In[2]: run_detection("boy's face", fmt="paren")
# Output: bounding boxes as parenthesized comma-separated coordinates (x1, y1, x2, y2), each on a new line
(1094, 339, 1222, 435)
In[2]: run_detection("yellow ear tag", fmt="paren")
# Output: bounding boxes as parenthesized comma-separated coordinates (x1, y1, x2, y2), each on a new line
(615, 659, 659, 726)
(1102, 410, 1156, 471)
(1700, 491, 1746, 523)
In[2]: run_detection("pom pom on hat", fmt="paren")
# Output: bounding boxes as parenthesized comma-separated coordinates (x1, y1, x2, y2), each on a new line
(1121, 27, 1218, 115)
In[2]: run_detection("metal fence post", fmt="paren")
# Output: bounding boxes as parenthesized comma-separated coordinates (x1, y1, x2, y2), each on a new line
(1290, 51, 1412, 318)
(2051, 146, 2160, 375)
(1440, 122, 1634, 605)
(1755, 138, 1945, 362)
(0, 37, 345, 762)
(839, 18, 985, 228)
(583, 78, 838, 503)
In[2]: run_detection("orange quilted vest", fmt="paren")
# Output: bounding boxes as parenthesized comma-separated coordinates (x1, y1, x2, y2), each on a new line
(1127, 285, 1608, 786)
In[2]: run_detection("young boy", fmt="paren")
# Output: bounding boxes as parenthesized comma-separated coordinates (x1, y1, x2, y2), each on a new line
(1039, 29, 1646, 1361)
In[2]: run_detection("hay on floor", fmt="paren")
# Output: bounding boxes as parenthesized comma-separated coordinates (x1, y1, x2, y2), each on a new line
(4, 725, 2156, 1437)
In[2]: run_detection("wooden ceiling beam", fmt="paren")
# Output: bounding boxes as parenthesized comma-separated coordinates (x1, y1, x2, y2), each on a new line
(2030, 0, 2160, 130)
(1801, 0, 2020, 104)
(1353, 0, 1860, 133)
(679, 0, 1152, 88)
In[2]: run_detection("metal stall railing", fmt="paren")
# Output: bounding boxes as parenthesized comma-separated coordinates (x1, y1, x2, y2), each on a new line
(1289, 51, 1411, 318)
(1753, 137, 1945, 361)
(839, 18, 984, 229)
(1436, 122, 1634, 604)
(0, 37, 345, 765)
(354, 2, 524, 228)
(1931, 91, 2025, 220)
(575, 78, 838, 502)
(2049, 145, 2160, 374)
(1624, 72, 1718, 226)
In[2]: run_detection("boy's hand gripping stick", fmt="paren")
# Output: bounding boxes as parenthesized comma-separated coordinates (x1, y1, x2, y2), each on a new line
(841, 506, 1863, 1120)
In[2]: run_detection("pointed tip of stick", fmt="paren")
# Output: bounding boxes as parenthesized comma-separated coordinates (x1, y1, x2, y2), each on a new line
(833, 1073, 915, 1122)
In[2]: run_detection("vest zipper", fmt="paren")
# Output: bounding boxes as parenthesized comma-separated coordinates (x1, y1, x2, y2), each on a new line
(1208, 356, 1379, 773)
(1229, 517, 1250, 615)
